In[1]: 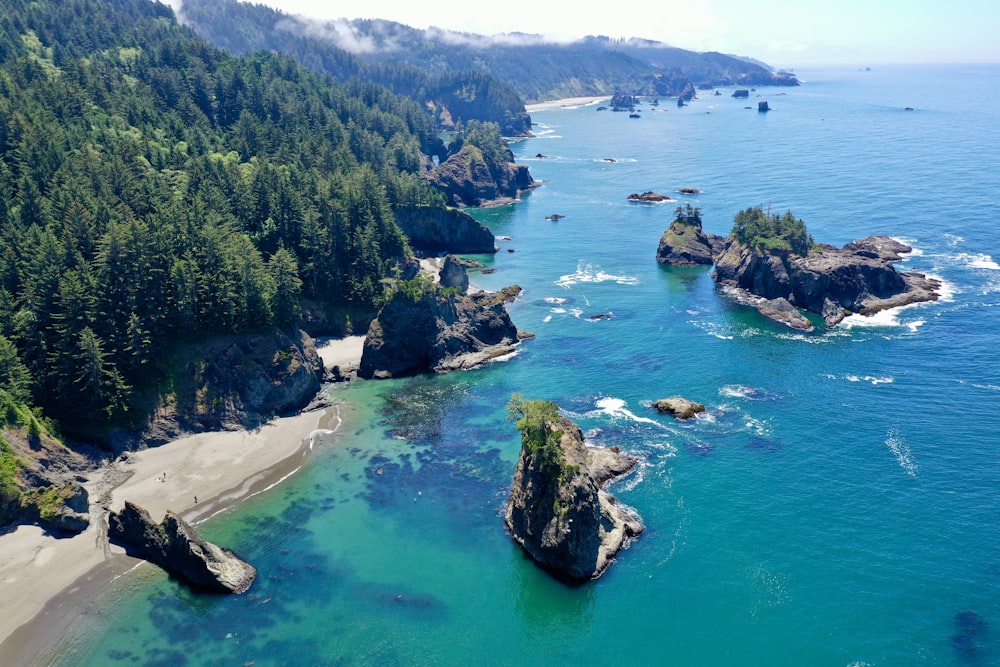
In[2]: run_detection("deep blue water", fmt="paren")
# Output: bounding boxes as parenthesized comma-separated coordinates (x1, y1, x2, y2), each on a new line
(49, 64, 1000, 666)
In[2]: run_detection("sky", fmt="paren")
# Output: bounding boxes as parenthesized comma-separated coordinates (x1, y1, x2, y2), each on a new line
(233, 0, 999, 67)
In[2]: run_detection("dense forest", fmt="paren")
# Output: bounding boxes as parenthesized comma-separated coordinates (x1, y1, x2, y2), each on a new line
(179, 0, 797, 104)
(179, 0, 532, 136)
(0, 0, 522, 450)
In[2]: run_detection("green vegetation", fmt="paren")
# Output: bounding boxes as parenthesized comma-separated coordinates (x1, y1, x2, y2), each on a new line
(507, 394, 565, 470)
(0, 0, 483, 438)
(178, 0, 531, 136)
(673, 204, 703, 227)
(0, 436, 23, 524)
(731, 206, 814, 256)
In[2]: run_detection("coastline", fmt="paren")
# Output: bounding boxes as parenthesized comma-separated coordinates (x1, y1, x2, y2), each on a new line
(525, 96, 608, 112)
(0, 336, 365, 666)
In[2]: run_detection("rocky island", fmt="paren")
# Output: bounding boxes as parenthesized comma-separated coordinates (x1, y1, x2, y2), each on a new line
(504, 397, 643, 582)
(657, 205, 940, 329)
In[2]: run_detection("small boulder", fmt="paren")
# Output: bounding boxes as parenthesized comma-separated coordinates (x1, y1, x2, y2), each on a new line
(757, 297, 814, 331)
(651, 397, 705, 420)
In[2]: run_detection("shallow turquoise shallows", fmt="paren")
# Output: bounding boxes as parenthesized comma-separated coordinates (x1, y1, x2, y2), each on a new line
(50, 64, 1000, 667)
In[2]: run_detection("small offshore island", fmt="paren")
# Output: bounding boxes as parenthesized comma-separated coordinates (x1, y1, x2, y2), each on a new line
(656, 204, 941, 329)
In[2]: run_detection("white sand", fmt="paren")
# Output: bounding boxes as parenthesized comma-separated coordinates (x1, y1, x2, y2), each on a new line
(315, 335, 366, 370)
(0, 398, 352, 662)
(525, 96, 609, 112)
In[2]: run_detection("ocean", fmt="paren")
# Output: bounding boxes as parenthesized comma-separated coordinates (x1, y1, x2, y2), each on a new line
(47, 64, 1000, 666)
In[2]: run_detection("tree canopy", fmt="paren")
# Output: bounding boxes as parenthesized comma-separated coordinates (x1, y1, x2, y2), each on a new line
(731, 206, 814, 256)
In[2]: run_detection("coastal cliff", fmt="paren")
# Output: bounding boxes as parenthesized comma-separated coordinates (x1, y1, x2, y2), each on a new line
(504, 398, 643, 582)
(358, 278, 527, 379)
(108, 501, 256, 593)
(424, 144, 535, 208)
(394, 206, 498, 256)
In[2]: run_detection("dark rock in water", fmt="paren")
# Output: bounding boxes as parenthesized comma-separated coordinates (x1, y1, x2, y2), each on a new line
(108, 501, 256, 593)
(535, 153, 547, 158)
(733, 89, 750, 98)
(757, 297, 814, 331)
(651, 397, 705, 420)
(656, 205, 715, 266)
(359, 281, 527, 379)
(438, 255, 471, 293)
(394, 205, 498, 256)
(758, 100, 770, 112)
(588, 313, 612, 320)
(545, 214, 565, 221)
(610, 93, 638, 111)
(628, 191, 672, 203)
(712, 235, 940, 328)
(678, 187, 700, 195)
(629, 113, 641, 118)
(505, 404, 642, 582)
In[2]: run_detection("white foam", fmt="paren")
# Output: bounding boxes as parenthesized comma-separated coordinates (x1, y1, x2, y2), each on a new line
(544, 297, 569, 304)
(550, 307, 566, 314)
(543, 315, 552, 323)
(885, 426, 917, 477)
(957, 252, 1000, 270)
(556, 262, 639, 288)
(571, 308, 584, 318)
(593, 397, 665, 428)
(844, 374, 895, 385)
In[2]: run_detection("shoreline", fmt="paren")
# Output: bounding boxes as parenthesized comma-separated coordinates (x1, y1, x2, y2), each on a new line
(525, 96, 609, 112)
(0, 336, 365, 666)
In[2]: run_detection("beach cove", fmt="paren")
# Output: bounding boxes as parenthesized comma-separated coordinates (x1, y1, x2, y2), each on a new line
(0, 337, 365, 666)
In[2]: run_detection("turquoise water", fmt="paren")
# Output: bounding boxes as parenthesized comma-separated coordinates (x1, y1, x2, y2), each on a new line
(50, 65, 1000, 666)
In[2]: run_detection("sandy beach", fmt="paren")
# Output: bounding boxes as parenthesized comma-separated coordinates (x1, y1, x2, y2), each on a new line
(0, 336, 365, 665)
(525, 96, 609, 112)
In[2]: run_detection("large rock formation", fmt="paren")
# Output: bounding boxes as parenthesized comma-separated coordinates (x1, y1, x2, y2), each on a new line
(657, 215, 716, 266)
(713, 235, 940, 327)
(394, 205, 498, 255)
(358, 280, 527, 379)
(651, 397, 706, 420)
(505, 401, 643, 582)
(108, 501, 256, 593)
(424, 144, 534, 208)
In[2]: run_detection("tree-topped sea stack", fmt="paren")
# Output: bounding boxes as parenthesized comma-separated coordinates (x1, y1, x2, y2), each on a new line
(656, 205, 723, 266)
(504, 396, 643, 582)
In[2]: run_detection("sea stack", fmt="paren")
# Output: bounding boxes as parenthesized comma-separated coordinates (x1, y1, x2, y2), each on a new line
(504, 397, 643, 582)
(108, 501, 257, 593)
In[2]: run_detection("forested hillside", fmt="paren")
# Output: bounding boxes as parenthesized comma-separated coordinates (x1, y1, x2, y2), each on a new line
(179, 0, 532, 135)
(179, 0, 797, 104)
(0, 0, 485, 442)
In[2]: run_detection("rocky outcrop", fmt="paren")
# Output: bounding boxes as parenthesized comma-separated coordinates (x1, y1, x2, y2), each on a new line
(438, 255, 471, 293)
(358, 281, 527, 379)
(657, 217, 716, 266)
(505, 410, 642, 582)
(713, 235, 940, 327)
(108, 501, 256, 593)
(628, 191, 672, 203)
(424, 145, 534, 208)
(394, 205, 498, 255)
(651, 397, 706, 419)
(610, 93, 638, 111)
(756, 297, 814, 331)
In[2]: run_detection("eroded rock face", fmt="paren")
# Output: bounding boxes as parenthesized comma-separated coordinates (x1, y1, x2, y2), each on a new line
(505, 414, 643, 582)
(757, 297, 814, 331)
(713, 236, 940, 327)
(394, 205, 498, 255)
(656, 218, 716, 266)
(358, 285, 525, 379)
(438, 255, 472, 293)
(108, 501, 256, 593)
(423, 145, 534, 208)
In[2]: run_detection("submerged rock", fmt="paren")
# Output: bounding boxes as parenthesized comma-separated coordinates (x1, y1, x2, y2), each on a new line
(505, 400, 643, 582)
(108, 501, 256, 593)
